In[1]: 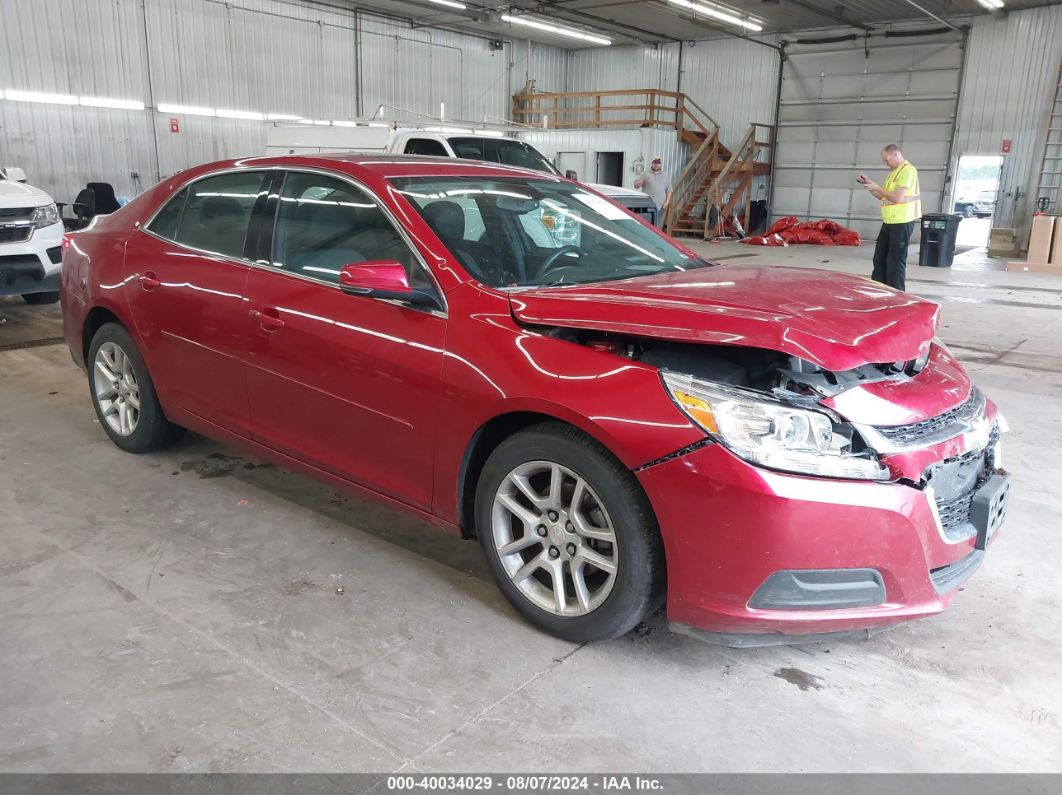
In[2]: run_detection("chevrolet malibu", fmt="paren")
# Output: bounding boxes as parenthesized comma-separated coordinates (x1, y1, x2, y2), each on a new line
(60, 155, 1011, 646)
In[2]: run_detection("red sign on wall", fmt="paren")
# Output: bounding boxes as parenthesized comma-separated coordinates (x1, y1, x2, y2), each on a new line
(1001, 139, 1012, 153)
(169, 117, 180, 133)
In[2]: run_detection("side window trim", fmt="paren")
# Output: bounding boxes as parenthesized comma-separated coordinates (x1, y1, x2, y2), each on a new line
(263, 168, 446, 312)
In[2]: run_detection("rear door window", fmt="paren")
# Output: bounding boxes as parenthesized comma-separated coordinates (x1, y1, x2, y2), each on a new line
(173, 171, 267, 259)
(145, 187, 188, 241)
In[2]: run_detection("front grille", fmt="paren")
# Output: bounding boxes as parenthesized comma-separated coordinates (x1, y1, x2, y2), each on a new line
(0, 225, 33, 243)
(877, 391, 977, 446)
(0, 206, 34, 220)
(936, 493, 975, 530)
(928, 424, 1000, 537)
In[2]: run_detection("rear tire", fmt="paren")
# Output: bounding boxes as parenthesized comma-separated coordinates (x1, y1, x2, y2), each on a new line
(475, 422, 665, 643)
(87, 323, 183, 453)
(23, 291, 59, 305)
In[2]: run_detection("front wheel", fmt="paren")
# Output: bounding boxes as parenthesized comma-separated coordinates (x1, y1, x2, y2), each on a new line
(475, 423, 665, 642)
(87, 323, 183, 453)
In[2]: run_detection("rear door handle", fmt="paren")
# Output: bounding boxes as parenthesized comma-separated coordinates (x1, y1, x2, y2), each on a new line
(250, 307, 285, 331)
(139, 270, 160, 290)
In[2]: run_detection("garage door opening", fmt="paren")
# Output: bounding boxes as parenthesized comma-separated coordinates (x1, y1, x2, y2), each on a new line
(952, 155, 1004, 249)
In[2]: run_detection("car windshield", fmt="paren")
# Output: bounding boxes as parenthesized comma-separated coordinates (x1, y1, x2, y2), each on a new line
(391, 176, 708, 289)
(447, 138, 559, 175)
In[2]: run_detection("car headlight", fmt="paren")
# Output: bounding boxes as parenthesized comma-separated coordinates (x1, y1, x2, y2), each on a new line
(662, 371, 889, 481)
(31, 203, 60, 229)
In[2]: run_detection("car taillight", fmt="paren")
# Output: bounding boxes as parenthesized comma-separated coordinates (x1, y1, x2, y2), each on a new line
(61, 234, 72, 251)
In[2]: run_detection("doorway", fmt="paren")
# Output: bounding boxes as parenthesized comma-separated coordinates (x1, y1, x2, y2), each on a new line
(952, 155, 1004, 249)
(595, 152, 624, 187)
(557, 151, 586, 182)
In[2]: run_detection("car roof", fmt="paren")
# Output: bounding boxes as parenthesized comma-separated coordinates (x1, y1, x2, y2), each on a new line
(222, 153, 563, 182)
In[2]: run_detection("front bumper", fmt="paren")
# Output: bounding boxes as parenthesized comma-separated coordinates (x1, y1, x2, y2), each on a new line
(637, 439, 1005, 645)
(0, 221, 63, 296)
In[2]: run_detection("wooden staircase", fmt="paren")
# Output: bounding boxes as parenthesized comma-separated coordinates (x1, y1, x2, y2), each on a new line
(509, 88, 773, 239)
(665, 123, 774, 239)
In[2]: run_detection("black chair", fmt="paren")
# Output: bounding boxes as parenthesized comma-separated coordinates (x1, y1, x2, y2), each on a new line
(87, 182, 120, 215)
(60, 188, 96, 231)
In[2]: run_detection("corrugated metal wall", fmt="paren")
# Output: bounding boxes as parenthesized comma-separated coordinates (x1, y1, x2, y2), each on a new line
(563, 38, 781, 146)
(953, 5, 1062, 230)
(520, 128, 689, 191)
(0, 0, 566, 201)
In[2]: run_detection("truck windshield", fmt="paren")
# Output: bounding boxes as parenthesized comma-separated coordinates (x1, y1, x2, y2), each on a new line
(391, 175, 707, 289)
(447, 138, 559, 175)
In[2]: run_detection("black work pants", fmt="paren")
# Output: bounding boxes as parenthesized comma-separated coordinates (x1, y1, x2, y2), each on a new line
(872, 221, 915, 291)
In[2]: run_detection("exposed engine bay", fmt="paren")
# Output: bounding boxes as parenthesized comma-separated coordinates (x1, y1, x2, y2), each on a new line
(541, 327, 932, 401)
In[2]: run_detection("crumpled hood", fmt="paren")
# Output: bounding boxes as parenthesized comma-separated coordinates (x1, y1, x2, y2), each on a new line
(509, 265, 939, 372)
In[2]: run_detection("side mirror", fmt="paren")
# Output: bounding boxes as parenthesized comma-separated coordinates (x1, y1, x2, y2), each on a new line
(1, 167, 28, 183)
(338, 260, 441, 309)
(565, 170, 579, 181)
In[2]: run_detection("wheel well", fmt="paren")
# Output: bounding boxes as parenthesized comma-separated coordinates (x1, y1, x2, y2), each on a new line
(458, 411, 573, 538)
(82, 307, 123, 361)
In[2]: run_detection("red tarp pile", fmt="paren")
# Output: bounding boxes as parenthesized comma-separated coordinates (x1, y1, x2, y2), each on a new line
(741, 216, 861, 247)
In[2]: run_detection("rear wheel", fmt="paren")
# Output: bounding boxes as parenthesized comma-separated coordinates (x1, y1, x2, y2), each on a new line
(23, 291, 59, 305)
(87, 323, 182, 452)
(475, 423, 664, 642)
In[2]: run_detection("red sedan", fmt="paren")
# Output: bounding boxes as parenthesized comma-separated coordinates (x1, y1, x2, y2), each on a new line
(60, 155, 1011, 646)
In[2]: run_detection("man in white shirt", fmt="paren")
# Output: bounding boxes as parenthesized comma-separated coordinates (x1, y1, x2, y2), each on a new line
(634, 155, 672, 227)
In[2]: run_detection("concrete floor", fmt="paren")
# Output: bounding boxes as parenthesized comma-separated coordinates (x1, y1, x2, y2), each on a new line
(1, 242, 1060, 773)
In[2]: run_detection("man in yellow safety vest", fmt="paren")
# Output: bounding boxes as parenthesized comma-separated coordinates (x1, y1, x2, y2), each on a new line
(857, 144, 921, 291)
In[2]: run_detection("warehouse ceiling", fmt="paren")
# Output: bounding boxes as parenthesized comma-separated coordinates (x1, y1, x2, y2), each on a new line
(346, 0, 1060, 46)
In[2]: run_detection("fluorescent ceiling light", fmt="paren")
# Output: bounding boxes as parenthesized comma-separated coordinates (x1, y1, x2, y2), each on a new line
(422, 0, 466, 9)
(5, 89, 78, 105)
(217, 108, 265, 120)
(332, 120, 360, 127)
(501, 14, 612, 46)
(79, 96, 144, 110)
(266, 112, 301, 121)
(666, 0, 763, 33)
(158, 102, 216, 116)
(977, 0, 1004, 8)
(368, 122, 390, 128)
(298, 119, 331, 126)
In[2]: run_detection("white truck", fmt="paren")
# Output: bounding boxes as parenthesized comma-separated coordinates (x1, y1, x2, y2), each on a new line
(265, 125, 657, 220)
(0, 168, 64, 305)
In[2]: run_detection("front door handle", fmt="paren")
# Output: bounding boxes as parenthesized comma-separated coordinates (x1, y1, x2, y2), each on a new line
(139, 270, 160, 290)
(250, 307, 285, 331)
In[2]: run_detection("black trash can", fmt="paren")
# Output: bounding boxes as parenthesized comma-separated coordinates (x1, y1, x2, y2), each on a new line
(918, 213, 962, 267)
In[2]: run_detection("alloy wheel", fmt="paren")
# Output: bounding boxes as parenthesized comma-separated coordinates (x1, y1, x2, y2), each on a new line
(93, 341, 141, 436)
(491, 460, 619, 617)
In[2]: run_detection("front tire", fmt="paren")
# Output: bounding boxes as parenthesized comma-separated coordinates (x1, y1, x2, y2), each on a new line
(475, 423, 665, 643)
(87, 323, 182, 453)
(23, 291, 60, 305)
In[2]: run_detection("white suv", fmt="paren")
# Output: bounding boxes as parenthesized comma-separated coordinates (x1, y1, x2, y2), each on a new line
(0, 168, 64, 304)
